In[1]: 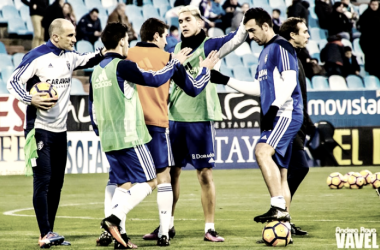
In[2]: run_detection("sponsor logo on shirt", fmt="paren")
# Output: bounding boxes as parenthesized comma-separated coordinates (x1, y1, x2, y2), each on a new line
(192, 153, 215, 159)
(258, 69, 268, 81)
(94, 69, 112, 89)
(46, 77, 71, 88)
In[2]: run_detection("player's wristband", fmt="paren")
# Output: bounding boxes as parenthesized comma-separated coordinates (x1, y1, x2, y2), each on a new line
(261, 105, 279, 131)
(210, 70, 229, 85)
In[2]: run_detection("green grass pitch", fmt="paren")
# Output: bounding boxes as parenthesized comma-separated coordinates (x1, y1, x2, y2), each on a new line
(0, 166, 379, 249)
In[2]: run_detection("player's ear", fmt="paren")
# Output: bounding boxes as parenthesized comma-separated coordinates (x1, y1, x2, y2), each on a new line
(153, 32, 160, 42)
(262, 22, 269, 32)
(120, 37, 125, 47)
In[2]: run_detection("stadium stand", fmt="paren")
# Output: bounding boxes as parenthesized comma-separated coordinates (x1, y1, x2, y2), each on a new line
(225, 53, 242, 68)
(0, 79, 8, 94)
(312, 76, 329, 90)
(76, 40, 94, 53)
(364, 76, 380, 89)
(0, 66, 15, 83)
(234, 42, 252, 56)
(232, 65, 251, 80)
(208, 27, 224, 38)
(0, 0, 13, 9)
(329, 75, 348, 90)
(346, 75, 364, 90)
(306, 77, 312, 90)
(0, 41, 6, 54)
(12, 52, 25, 67)
(309, 28, 327, 41)
(143, 5, 161, 20)
(0, 54, 13, 68)
(71, 78, 88, 95)
(242, 54, 258, 67)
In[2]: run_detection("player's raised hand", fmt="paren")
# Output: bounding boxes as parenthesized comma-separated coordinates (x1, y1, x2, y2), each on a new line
(172, 47, 192, 64)
(199, 50, 220, 70)
(31, 93, 58, 110)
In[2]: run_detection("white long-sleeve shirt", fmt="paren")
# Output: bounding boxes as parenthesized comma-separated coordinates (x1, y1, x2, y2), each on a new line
(7, 40, 104, 132)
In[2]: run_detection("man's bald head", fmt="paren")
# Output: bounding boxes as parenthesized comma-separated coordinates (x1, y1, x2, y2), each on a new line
(49, 19, 74, 38)
(49, 18, 76, 51)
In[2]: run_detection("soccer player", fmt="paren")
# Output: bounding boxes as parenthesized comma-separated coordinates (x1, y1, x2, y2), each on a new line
(143, 5, 248, 242)
(210, 8, 303, 225)
(7, 19, 106, 248)
(95, 18, 219, 247)
(89, 22, 218, 249)
(210, 17, 312, 239)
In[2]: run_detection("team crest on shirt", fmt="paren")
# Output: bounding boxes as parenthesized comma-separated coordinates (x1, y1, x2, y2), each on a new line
(264, 54, 268, 63)
(37, 141, 44, 150)
(66, 61, 70, 70)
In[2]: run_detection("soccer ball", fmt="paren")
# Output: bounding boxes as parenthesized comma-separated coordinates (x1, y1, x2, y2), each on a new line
(343, 172, 355, 188)
(360, 170, 373, 185)
(262, 221, 291, 246)
(30, 82, 58, 100)
(347, 172, 365, 189)
(326, 172, 345, 189)
(370, 173, 380, 189)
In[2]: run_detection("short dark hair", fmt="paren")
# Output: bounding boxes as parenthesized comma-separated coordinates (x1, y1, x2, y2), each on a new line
(243, 8, 273, 28)
(273, 8, 281, 15)
(90, 8, 99, 14)
(101, 22, 129, 50)
(279, 17, 306, 40)
(344, 46, 352, 52)
(169, 25, 178, 33)
(140, 18, 169, 42)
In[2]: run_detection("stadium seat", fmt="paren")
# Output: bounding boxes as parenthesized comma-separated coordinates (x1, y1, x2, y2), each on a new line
(12, 53, 24, 67)
(232, 65, 251, 80)
(341, 38, 352, 48)
(74, 6, 89, 23)
(0, 80, 9, 94)
(169, 0, 176, 7)
(71, 78, 87, 95)
(158, 5, 171, 18)
(309, 28, 327, 41)
(359, 4, 367, 15)
(346, 75, 364, 89)
(306, 77, 313, 90)
(0, 66, 14, 82)
(234, 42, 251, 56)
(353, 38, 364, 65)
(215, 84, 226, 93)
(101, 0, 118, 9)
(306, 40, 320, 55)
(225, 53, 242, 68)
(311, 52, 320, 62)
(309, 6, 318, 19)
(153, 0, 170, 8)
(0, 54, 13, 69)
(143, 0, 153, 4)
(143, 5, 161, 19)
(131, 17, 144, 34)
(94, 40, 104, 50)
(26, 18, 34, 33)
(225, 85, 238, 92)
(2, 5, 21, 20)
(225, 27, 231, 34)
(0, 0, 14, 9)
(14, 0, 24, 10)
(250, 41, 263, 58)
(98, 14, 108, 28)
(76, 40, 94, 53)
(318, 39, 327, 51)
(329, 75, 347, 90)
(0, 41, 6, 54)
(208, 27, 224, 38)
(250, 64, 258, 77)
(85, 0, 102, 10)
(364, 76, 380, 89)
(269, 0, 286, 10)
(242, 54, 258, 67)
(129, 40, 138, 48)
(166, 17, 179, 28)
(308, 17, 319, 28)
(19, 5, 29, 22)
(312, 76, 329, 90)
(126, 5, 143, 18)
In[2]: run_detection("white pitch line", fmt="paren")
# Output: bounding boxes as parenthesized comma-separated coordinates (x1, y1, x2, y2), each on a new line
(3, 204, 380, 223)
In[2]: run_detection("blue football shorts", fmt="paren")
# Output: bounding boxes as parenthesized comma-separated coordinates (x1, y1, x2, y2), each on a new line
(258, 116, 302, 169)
(106, 144, 156, 185)
(169, 121, 216, 170)
(146, 125, 175, 169)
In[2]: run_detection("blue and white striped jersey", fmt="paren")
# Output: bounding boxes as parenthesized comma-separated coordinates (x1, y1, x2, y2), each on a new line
(255, 35, 303, 122)
(7, 40, 104, 132)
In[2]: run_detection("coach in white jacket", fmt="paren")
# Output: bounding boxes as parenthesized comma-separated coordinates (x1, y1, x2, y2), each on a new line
(7, 19, 106, 248)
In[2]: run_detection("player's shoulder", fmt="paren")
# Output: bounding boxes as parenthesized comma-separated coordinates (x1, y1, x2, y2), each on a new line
(21, 44, 51, 66)
(271, 36, 295, 55)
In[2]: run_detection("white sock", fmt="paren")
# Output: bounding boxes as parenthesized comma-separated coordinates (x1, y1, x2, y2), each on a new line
(205, 223, 215, 233)
(111, 183, 153, 221)
(104, 184, 117, 217)
(169, 216, 174, 229)
(157, 184, 173, 238)
(270, 196, 286, 210)
(284, 222, 291, 231)
(119, 215, 126, 234)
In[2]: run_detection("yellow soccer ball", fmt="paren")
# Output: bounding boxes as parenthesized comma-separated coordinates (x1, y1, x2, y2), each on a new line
(348, 172, 365, 189)
(327, 172, 344, 189)
(262, 221, 291, 247)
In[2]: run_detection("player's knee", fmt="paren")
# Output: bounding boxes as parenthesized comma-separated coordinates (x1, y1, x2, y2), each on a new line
(157, 167, 171, 184)
(147, 178, 158, 190)
(197, 168, 213, 185)
(255, 146, 271, 162)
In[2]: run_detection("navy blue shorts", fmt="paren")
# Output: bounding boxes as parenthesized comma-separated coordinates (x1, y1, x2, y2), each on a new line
(146, 125, 175, 169)
(258, 116, 302, 169)
(169, 121, 216, 169)
(106, 144, 156, 185)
